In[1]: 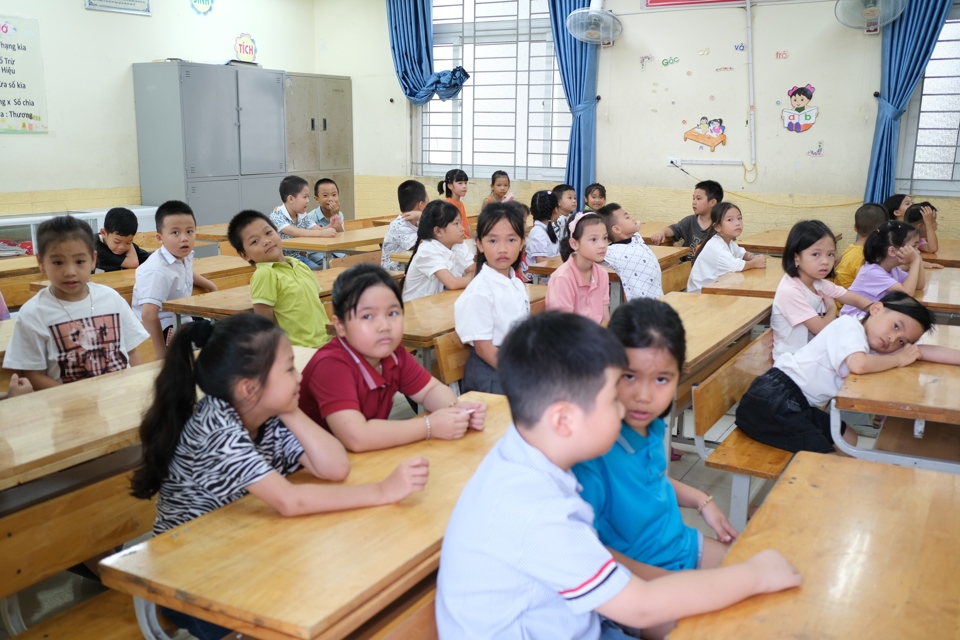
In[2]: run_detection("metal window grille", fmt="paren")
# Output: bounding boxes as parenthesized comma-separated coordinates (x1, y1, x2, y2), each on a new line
(897, 17, 960, 197)
(413, 0, 570, 181)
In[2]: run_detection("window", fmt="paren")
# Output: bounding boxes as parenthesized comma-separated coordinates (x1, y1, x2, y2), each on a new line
(897, 13, 960, 197)
(413, 0, 570, 181)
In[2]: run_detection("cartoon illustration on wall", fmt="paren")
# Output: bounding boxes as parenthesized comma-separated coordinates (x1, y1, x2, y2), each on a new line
(782, 84, 818, 132)
(683, 115, 727, 152)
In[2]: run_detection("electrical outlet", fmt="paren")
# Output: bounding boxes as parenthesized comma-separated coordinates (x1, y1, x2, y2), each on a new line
(667, 157, 682, 167)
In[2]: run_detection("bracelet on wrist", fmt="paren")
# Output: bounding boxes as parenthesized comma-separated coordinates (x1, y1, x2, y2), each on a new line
(424, 415, 431, 441)
(697, 494, 713, 515)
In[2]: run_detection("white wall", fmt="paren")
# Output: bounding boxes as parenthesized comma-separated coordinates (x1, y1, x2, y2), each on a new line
(314, 0, 411, 177)
(597, 1, 881, 195)
(0, 0, 316, 192)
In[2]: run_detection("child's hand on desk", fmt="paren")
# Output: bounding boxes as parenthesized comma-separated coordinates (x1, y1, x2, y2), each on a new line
(649, 231, 666, 246)
(894, 343, 921, 368)
(429, 407, 473, 439)
(318, 227, 337, 238)
(454, 400, 487, 431)
(7, 373, 33, 398)
(381, 457, 430, 503)
(700, 502, 738, 543)
(747, 550, 802, 592)
(923, 261, 944, 270)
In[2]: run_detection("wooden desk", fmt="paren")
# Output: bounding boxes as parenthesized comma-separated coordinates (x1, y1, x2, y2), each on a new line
(702, 264, 784, 299)
(390, 251, 412, 265)
(28, 255, 255, 303)
(683, 128, 727, 152)
(194, 224, 230, 242)
(0, 257, 39, 279)
(283, 227, 389, 268)
(162, 269, 404, 320)
(736, 230, 842, 256)
(923, 239, 960, 269)
(101, 391, 510, 640)
(915, 266, 960, 316)
(0, 347, 318, 493)
(0, 319, 13, 363)
(672, 452, 960, 640)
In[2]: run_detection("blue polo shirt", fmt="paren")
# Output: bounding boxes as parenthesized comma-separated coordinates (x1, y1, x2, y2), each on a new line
(437, 425, 631, 639)
(573, 419, 699, 571)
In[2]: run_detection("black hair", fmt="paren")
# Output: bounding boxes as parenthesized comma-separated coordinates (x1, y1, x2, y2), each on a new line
(596, 202, 624, 238)
(788, 85, 814, 100)
(553, 183, 575, 204)
(699, 201, 741, 252)
(332, 263, 403, 321)
(904, 202, 937, 226)
(883, 194, 909, 220)
(782, 220, 837, 278)
(155, 200, 195, 233)
(227, 209, 277, 260)
(130, 314, 284, 499)
(855, 203, 889, 238)
(475, 201, 526, 272)
(530, 190, 559, 244)
(313, 177, 338, 197)
(609, 298, 686, 418)
(498, 312, 627, 428)
(560, 212, 606, 262)
(863, 220, 919, 265)
(279, 175, 309, 202)
(403, 200, 461, 282)
(490, 170, 510, 186)
(584, 183, 606, 202)
(398, 180, 429, 213)
(438, 169, 469, 198)
(36, 215, 96, 257)
(103, 207, 139, 236)
(694, 180, 723, 203)
(868, 290, 936, 335)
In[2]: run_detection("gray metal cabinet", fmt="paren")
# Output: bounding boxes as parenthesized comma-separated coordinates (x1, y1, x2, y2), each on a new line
(285, 73, 354, 218)
(133, 61, 287, 224)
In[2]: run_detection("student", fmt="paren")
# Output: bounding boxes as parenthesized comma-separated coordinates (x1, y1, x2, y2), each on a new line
(546, 212, 611, 324)
(454, 202, 529, 394)
(552, 183, 578, 239)
(597, 203, 663, 300)
(834, 203, 888, 290)
(227, 210, 331, 349)
(686, 203, 766, 294)
(737, 291, 953, 454)
(883, 194, 912, 221)
(527, 190, 561, 264)
(841, 221, 925, 316)
(402, 200, 475, 302)
(904, 201, 939, 254)
(382, 180, 429, 273)
(132, 201, 218, 360)
(130, 313, 429, 640)
(270, 175, 336, 270)
(436, 312, 802, 639)
(649, 180, 723, 261)
(298, 264, 487, 452)
(574, 299, 738, 580)
(772, 221, 872, 362)
(4, 216, 149, 390)
(306, 178, 346, 232)
(584, 183, 607, 212)
(438, 168, 471, 238)
(95, 207, 150, 273)
(481, 170, 513, 211)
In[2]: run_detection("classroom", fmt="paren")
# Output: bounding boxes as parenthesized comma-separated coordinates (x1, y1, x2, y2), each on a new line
(1, 0, 960, 638)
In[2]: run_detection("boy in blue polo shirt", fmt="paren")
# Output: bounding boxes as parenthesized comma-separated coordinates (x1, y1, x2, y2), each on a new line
(436, 312, 801, 639)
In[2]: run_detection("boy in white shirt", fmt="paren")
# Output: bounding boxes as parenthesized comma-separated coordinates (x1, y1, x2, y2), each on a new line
(597, 203, 664, 300)
(270, 175, 336, 269)
(382, 180, 428, 273)
(132, 201, 218, 359)
(306, 178, 347, 262)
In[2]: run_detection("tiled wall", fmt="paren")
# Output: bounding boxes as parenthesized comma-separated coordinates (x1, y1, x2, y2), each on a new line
(0, 188, 142, 216)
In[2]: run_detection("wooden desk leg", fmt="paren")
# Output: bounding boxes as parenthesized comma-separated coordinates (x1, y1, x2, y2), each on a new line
(134, 597, 175, 640)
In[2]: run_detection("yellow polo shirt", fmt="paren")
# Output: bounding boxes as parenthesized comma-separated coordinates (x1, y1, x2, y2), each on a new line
(834, 244, 865, 290)
(250, 257, 331, 348)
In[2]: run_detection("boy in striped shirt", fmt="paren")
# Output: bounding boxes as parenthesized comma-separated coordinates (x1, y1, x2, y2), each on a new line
(436, 312, 801, 639)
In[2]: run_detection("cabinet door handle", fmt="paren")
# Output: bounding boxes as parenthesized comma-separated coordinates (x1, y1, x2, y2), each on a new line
(311, 118, 316, 131)
(322, 118, 327, 131)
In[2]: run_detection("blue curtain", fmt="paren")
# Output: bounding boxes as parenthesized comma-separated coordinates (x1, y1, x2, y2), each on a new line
(385, 0, 470, 106)
(548, 0, 599, 202)
(864, 0, 952, 203)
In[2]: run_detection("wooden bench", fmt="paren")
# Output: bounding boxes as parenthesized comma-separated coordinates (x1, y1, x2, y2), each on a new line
(347, 573, 437, 640)
(691, 329, 793, 530)
(662, 260, 692, 295)
(331, 250, 383, 269)
(433, 332, 469, 394)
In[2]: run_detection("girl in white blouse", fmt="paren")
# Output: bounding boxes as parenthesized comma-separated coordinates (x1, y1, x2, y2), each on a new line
(402, 200, 475, 302)
(686, 202, 766, 293)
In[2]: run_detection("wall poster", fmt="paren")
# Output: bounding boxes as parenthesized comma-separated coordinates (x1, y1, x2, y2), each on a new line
(0, 16, 48, 133)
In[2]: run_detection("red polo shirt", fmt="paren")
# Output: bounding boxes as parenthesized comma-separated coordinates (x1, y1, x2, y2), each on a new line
(299, 337, 433, 430)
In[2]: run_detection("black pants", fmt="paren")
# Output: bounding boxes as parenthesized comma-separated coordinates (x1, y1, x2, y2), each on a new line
(462, 349, 503, 395)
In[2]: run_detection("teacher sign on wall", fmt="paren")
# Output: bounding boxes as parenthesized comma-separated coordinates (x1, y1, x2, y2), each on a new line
(0, 16, 48, 133)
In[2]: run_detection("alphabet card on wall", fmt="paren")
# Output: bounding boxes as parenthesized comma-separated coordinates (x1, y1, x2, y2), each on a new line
(782, 84, 817, 132)
(683, 115, 726, 152)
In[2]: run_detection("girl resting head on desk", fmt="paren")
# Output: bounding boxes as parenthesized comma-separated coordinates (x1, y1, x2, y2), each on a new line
(736, 291, 960, 455)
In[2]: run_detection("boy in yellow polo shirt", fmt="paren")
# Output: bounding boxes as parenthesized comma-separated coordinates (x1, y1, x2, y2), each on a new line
(834, 203, 888, 289)
(227, 210, 332, 348)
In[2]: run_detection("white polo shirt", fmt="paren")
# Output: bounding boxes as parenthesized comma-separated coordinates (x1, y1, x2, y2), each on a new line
(527, 220, 560, 263)
(436, 425, 631, 639)
(454, 263, 530, 348)
(132, 245, 195, 331)
(402, 239, 467, 302)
